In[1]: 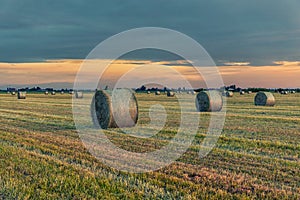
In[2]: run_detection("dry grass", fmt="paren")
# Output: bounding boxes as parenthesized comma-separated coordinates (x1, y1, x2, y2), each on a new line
(0, 92, 299, 199)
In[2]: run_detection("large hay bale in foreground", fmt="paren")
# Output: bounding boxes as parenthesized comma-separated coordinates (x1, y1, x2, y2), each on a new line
(254, 92, 275, 106)
(195, 90, 223, 112)
(17, 92, 26, 99)
(155, 91, 161, 95)
(75, 91, 83, 98)
(91, 89, 138, 129)
(167, 91, 175, 97)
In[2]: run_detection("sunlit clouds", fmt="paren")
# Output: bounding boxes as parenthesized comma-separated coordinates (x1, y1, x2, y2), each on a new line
(0, 59, 299, 89)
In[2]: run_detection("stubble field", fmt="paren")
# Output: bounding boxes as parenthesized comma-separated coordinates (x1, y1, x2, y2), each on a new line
(0, 92, 299, 199)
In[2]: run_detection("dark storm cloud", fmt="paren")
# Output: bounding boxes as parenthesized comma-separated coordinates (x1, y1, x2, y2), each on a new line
(0, 0, 299, 65)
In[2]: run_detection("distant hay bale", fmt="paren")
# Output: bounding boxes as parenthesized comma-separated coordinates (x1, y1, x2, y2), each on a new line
(11, 92, 16, 95)
(240, 91, 245, 95)
(75, 91, 83, 98)
(44, 91, 49, 95)
(291, 90, 296, 94)
(223, 91, 233, 97)
(254, 92, 275, 106)
(51, 91, 56, 95)
(147, 91, 151, 94)
(17, 92, 26, 99)
(247, 91, 252, 94)
(155, 91, 161, 95)
(91, 89, 138, 129)
(167, 91, 175, 97)
(69, 91, 74, 95)
(195, 90, 223, 112)
(281, 91, 288, 95)
(187, 91, 191, 94)
(192, 91, 196, 95)
(60, 91, 64, 94)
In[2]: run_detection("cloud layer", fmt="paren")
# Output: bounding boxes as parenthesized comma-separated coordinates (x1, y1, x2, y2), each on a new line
(0, 0, 300, 65)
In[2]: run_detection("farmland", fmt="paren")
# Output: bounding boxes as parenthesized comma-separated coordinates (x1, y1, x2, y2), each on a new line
(0, 92, 299, 199)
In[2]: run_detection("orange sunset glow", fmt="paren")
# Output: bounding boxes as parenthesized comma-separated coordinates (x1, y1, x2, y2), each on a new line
(0, 59, 299, 89)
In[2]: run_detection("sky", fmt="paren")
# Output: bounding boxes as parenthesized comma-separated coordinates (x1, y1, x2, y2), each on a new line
(0, 0, 300, 88)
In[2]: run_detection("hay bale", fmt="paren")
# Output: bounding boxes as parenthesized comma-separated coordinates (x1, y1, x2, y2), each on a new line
(17, 92, 26, 99)
(281, 91, 288, 95)
(192, 91, 196, 95)
(11, 92, 16, 95)
(51, 91, 56, 95)
(44, 91, 49, 95)
(75, 91, 83, 98)
(187, 91, 191, 94)
(247, 91, 252, 94)
(167, 91, 175, 97)
(60, 91, 64, 94)
(195, 90, 223, 112)
(69, 91, 74, 95)
(254, 92, 275, 106)
(147, 91, 151, 94)
(240, 91, 245, 95)
(223, 91, 233, 97)
(91, 89, 138, 129)
(155, 91, 161, 95)
(291, 90, 296, 94)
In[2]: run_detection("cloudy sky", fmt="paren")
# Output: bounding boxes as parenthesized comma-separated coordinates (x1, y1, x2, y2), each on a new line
(0, 0, 300, 88)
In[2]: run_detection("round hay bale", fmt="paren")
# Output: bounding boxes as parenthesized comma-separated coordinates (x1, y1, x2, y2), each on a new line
(187, 91, 191, 94)
(75, 91, 83, 98)
(91, 89, 138, 129)
(291, 90, 296, 94)
(155, 91, 161, 95)
(167, 91, 175, 97)
(51, 91, 56, 95)
(240, 91, 245, 95)
(17, 92, 26, 99)
(281, 91, 288, 95)
(69, 91, 74, 95)
(11, 92, 16, 95)
(60, 91, 64, 94)
(192, 91, 196, 95)
(195, 90, 223, 112)
(147, 91, 151, 94)
(254, 92, 275, 106)
(44, 91, 49, 95)
(223, 91, 233, 97)
(247, 91, 252, 94)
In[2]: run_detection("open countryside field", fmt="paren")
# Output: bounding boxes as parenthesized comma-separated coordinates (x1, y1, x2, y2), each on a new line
(0, 92, 299, 199)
